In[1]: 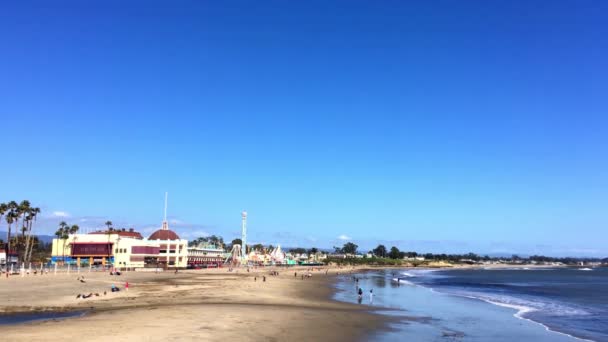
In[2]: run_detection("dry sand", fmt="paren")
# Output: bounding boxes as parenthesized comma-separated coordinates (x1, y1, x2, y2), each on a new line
(0, 267, 390, 341)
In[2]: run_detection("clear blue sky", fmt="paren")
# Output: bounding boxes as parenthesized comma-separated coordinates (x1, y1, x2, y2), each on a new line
(1, 1, 607, 256)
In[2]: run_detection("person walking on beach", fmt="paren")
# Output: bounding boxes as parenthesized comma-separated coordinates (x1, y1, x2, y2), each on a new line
(125, 281, 129, 291)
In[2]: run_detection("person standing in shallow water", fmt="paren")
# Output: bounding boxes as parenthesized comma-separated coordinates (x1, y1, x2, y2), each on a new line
(369, 289, 373, 303)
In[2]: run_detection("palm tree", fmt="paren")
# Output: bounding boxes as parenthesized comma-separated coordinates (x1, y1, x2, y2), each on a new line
(13, 202, 28, 257)
(18, 201, 30, 239)
(68, 224, 79, 266)
(0, 203, 6, 220)
(57, 221, 69, 264)
(0, 203, 6, 268)
(0, 202, 7, 251)
(69, 224, 79, 235)
(104, 221, 113, 268)
(25, 207, 40, 264)
(18, 202, 31, 262)
(5, 201, 18, 275)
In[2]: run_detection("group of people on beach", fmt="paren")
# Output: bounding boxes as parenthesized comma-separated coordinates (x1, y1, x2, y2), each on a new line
(295, 271, 313, 280)
(74, 272, 129, 300)
(354, 277, 373, 304)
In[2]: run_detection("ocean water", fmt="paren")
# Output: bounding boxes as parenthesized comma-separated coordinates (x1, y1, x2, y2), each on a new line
(0, 311, 86, 325)
(333, 267, 608, 342)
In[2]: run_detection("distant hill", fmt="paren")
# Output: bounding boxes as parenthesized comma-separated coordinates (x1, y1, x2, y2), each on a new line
(0, 231, 54, 244)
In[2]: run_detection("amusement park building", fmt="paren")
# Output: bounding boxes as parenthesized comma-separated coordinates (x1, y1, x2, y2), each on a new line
(51, 228, 163, 268)
(148, 220, 188, 268)
(187, 243, 226, 267)
(51, 226, 189, 269)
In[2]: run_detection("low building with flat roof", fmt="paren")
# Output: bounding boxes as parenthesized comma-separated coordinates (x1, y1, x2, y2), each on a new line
(187, 243, 226, 268)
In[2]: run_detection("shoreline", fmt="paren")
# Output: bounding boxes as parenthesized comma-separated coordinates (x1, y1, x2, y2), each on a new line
(382, 266, 598, 342)
(0, 266, 398, 341)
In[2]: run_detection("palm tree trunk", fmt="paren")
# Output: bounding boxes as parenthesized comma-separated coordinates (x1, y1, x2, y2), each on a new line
(25, 220, 33, 264)
(21, 218, 30, 263)
(26, 212, 39, 263)
(24, 219, 31, 264)
(6, 223, 11, 276)
(13, 217, 20, 263)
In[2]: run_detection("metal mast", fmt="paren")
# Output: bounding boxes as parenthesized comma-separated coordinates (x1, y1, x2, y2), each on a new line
(241, 211, 247, 263)
(162, 192, 169, 230)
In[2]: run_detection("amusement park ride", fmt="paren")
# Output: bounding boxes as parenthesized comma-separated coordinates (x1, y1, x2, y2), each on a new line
(224, 211, 290, 266)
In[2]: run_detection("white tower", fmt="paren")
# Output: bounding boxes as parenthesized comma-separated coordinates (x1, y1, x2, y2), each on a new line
(241, 211, 247, 262)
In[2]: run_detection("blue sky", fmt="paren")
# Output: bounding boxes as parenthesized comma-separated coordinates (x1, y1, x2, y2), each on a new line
(1, 1, 607, 256)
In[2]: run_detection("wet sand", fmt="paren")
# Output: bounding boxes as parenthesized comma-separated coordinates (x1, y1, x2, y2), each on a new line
(0, 267, 389, 341)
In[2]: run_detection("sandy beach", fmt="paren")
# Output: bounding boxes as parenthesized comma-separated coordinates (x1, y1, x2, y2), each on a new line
(0, 267, 389, 341)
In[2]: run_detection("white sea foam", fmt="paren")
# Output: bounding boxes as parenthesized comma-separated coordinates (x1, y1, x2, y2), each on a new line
(486, 299, 595, 342)
(429, 288, 594, 342)
(392, 277, 415, 285)
(578, 268, 593, 271)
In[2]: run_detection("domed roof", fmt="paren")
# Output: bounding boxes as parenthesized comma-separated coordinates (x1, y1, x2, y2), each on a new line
(149, 229, 180, 240)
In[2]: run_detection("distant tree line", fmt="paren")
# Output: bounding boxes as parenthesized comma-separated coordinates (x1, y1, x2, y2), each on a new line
(177, 236, 608, 265)
(189, 235, 225, 248)
(287, 247, 320, 255)
(367, 244, 607, 264)
(333, 242, 358, 254)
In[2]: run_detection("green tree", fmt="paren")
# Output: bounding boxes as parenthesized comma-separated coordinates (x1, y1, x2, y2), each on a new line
(55, 222, 69, 264)
(307, 247, 319, 255)
(289, 247, 307, 254)
(388, 246, 401, 259)
(104, 221, 113, 263)
(24, 207, 40, 264)
(5, 201, 19, 274)
(341, 242, 358, 255)
(252, 243, 264, 251)
(372, 244, 387, 258)
(69, 224, 80, 235)
(0, 203, 7, 265)
(208, 235, 224, 248)
(229, 238, 242, 251)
